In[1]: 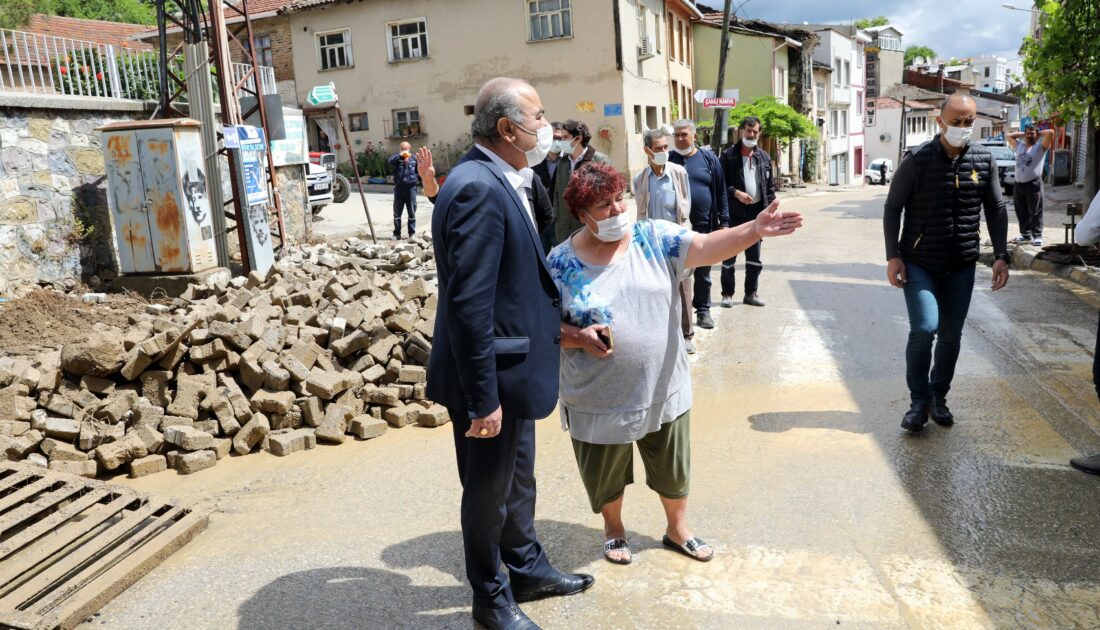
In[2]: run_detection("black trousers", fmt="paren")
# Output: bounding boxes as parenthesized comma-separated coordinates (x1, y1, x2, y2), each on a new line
(393, 185, 417, 236)
(449, 408, 554, 608)
(1013, 179, 1044, 238)
(720, 202, 765, 297)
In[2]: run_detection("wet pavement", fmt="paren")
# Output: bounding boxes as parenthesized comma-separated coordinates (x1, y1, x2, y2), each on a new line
(85, 186, 1100, 629)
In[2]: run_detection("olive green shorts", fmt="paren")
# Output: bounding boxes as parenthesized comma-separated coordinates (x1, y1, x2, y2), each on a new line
(571, 411, 691, 513)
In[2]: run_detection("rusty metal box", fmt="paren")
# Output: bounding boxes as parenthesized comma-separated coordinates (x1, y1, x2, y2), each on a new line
(100, 119, 217, 274)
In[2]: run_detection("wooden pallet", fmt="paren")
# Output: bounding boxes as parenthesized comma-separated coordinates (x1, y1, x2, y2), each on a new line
(0, 462, 209, 630)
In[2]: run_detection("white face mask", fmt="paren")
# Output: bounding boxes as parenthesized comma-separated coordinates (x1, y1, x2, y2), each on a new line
(584, 208, 632, 242)
(551, 140, 572, 155)
(742, 137, 758, 148)
(673, 145, 694, 156)
(649, 150, 669, 166)
(511, 121, 554, 167)
(942, 124, 973, 148)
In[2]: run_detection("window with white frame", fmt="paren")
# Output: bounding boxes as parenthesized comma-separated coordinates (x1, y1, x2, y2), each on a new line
(349, 112, 368, 132)
(816, 82, 825, 109)
(834, 57, 842, 85)
(528, 0, 572, 41)
(841, 110, 848, 136)
(857, 91, 863, 115)
(392, 108, 420, 136)
(857, 44, 863, 67)
(317, 29, 352, 70)
(843, 60, 851, 86)
(388, 19, 428, 61)
(830, 110, 839, 137)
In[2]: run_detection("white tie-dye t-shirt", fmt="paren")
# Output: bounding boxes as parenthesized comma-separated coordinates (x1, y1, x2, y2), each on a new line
(548, 219, 697, 444)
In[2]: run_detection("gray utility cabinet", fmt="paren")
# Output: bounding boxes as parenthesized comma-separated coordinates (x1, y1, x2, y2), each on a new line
(100, 118, 217, 274)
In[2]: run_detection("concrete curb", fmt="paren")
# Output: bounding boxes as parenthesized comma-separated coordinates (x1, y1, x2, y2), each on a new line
(980, 244, 1100, 292)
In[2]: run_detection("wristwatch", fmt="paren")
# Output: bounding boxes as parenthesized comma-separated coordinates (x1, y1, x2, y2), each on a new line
(993, 253, 1011, 264)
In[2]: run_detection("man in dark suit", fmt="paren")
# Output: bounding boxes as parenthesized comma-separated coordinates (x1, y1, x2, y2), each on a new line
(719, 115, 775, 307)
(427, 77, 594, 630)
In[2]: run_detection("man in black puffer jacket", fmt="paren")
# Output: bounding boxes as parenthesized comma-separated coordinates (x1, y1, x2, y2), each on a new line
(883, 93, 1010, 434)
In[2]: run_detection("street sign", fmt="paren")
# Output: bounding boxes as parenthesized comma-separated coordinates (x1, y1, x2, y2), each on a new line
(604, 103, 623, 116)
(703, 97, 738, 109)
(695, 88, 739, 105)
(307, 83, 338, 107)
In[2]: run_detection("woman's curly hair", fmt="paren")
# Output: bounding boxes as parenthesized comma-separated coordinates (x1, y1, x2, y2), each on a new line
(563, 162, 626, 220)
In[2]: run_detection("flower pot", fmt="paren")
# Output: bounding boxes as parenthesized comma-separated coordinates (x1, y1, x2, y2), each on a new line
(368, 176, 386, 184)
(408, 124, 420, 135)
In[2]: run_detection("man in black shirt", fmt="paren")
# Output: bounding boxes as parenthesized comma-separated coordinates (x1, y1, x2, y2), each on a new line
(883, 93, 1010, 434)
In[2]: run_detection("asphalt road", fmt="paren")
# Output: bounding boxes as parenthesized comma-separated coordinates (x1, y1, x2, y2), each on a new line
(86, 185, 1100, 629)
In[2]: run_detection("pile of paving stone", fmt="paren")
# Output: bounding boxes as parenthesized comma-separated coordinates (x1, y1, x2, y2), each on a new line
(0, 234, 451, 479)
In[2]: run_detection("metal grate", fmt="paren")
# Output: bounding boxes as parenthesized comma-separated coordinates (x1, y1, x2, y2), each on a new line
(0, 462, 208, 630)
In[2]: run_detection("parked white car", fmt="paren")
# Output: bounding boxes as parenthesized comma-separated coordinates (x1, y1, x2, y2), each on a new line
(307, 162, 333, 215)
(865, 158, 894, 185)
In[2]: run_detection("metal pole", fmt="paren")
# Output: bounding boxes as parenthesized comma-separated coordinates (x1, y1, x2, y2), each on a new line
(335, 103, 377, 243)
(709, 0, 734, 153)
(897, 96, 907, 165)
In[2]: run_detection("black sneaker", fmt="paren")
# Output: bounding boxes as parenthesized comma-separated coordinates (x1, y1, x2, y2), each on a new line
(930, 398, 954, 426)
(900, 403, 929, 434)
(1070, 454, 1100, 475)
(696, 312, 715, 329)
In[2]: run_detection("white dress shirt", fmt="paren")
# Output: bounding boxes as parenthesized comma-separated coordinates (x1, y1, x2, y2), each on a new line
(1074, 190, 1100, 246)
(476, 143, 535, 227)
(743, 155, 760, 203)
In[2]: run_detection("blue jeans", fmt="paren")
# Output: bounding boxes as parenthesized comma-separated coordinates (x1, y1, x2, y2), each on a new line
(903, 261, 976, 405)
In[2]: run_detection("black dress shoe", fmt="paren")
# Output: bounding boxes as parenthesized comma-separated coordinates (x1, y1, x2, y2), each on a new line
(471, 602, 541, 630)
(1070, 454, 1100, 475)
(743, 292, 765, 307)
(900, 404, 928, 434)
(513, 571, 595, 603)
(930, 398, 954, 426)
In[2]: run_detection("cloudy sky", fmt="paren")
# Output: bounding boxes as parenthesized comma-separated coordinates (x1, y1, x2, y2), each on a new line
(698, 0, 1033, 60)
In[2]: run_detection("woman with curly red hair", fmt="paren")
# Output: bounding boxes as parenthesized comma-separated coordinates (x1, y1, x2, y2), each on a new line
(547, 161, 803, 564)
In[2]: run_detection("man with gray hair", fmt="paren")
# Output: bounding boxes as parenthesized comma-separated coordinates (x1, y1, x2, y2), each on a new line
(633, 126, 697, 351)
(427, 77, 594, 630)
(670, 119, 730, 330)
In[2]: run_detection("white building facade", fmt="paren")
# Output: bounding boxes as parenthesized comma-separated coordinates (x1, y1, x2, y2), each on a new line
(812, 26, 870, 185)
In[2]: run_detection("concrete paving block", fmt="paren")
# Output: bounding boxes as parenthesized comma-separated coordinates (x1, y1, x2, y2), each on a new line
(42, 417, 81, 441)
(49, 458, 97, 478)
(416, 407, 450, 428)
(265, 428, 317, 456)
(26, 453, 48, 468)
(349, 415, 387, 439)
(232, 413, 271, 455)
(315, 404, 352, 444)
(280, 354, 312, 383)
(165, 425, 216, 452)
(140, 371, 173, 407)
(166, 376, 205, 420)
(383, 404, 419, 428)
(362, 386, 401, 407)
(175, 450, 216, 474)
(398, 366, 427, 384)
(300, 396, 324, 427)
(129, 454, 168, 478)
(95, 434, 148, 470)
(211, 438, 232, 460)
(262, 359, 291, 390)
(79, 375, 116, 395)
(119, 348, 154, 381)
(251, 390, 296, 415)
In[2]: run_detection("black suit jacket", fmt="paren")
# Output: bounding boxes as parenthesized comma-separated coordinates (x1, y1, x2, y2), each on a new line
(426, 147, 561, 420)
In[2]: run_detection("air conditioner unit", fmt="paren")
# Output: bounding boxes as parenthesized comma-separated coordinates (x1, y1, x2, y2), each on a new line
(637, 35, 655, 60)
(880, 133, 892, 142)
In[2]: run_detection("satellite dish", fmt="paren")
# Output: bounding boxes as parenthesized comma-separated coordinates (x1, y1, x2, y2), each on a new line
(880, 133, 892, 142)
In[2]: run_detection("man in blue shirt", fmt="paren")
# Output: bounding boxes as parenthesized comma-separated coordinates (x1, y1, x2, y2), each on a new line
(669, 119, 730, 330)
(389, 141, 420, 239)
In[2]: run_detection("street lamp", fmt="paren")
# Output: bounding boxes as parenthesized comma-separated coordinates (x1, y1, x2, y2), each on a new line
(1001, 3, 1040, 12)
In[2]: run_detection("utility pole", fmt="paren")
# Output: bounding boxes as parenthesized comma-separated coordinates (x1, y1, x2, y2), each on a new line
(709, 0, 734, 153)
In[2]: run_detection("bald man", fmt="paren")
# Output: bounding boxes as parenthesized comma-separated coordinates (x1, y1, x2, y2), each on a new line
(427, 77, 593, 630)
(389, 141, 419, 239)
(883, 93, 1010, 434)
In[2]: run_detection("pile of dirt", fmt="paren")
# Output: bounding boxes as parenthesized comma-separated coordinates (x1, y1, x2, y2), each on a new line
(0, 290, 148, 357)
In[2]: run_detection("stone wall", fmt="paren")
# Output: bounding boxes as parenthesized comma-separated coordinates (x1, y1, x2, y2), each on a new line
(0, 95, 154, 296)
(0, 94, 311, 297)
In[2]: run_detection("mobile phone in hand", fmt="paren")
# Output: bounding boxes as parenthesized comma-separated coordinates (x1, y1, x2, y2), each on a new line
(596, 326, 613, 350)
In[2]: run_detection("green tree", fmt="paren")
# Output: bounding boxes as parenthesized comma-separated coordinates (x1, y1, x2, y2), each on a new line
(0, 0, 155, 28)
(1021, 0, 1100, 195)
(854, 16, 889, 29)
(904, 45, 937, 66)
(725, 96, 817, 162)
(0, 0, 48, 29)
